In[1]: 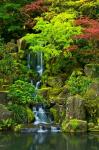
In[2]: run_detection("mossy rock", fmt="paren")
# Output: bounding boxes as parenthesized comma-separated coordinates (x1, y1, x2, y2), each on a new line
(47, 76, 63, 88)
(0, 104, 12, 121)
(88, 125, 99, 132)
(66, 95, 86, 120)
(38, 87, 51, 99)
(84, 64, 99, 78)
(50, 105, 66, 124)
(48, 88, 61, 97)
(62, 119, 87, 132)
(58, 85, 70, 98)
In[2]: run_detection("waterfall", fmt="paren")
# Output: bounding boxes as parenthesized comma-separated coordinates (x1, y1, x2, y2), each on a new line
(35, 51, 43, 89)
(27, 53, 31, 69)
(33, 105, 51, 125)
(36, 52, 43, 76)
(35, 80, 41, 90)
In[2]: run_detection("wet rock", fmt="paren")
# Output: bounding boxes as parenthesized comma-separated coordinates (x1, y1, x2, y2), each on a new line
(66, 95, 86, 120)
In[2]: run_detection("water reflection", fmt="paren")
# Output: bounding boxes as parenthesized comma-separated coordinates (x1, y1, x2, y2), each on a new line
(0, 132, 99, 150)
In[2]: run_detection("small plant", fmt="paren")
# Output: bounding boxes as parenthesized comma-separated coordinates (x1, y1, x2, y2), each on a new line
(69, 119, 79, 130)
(0, 119, 15, 131)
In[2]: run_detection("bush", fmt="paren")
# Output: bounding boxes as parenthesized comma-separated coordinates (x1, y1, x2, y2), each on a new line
(8, 80, 36, 105)
(8, 104, 27, 123)
(67, 70, 92, 95)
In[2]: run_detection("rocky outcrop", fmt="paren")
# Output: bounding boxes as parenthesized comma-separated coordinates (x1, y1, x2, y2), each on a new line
(66, 95, 86, 120)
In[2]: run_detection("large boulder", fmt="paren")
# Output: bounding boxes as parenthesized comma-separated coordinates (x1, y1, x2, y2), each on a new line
(66, 95, 86, 120)
(0, 104, 12, 121)
(62, 119, 87, 132)
(84, 64, 99, 78)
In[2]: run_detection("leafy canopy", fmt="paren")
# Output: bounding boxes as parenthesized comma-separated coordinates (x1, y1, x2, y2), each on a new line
(23, 12, 81, 60)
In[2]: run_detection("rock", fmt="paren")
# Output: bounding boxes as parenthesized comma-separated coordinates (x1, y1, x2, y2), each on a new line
(84, 64, 99, 78)
(50, 104, 66, 124)
(0, 104, 12, 121)
(62, 119, 87, 132)
(47, 76, 63, 88)
(0, 91, 8, 104)
(58, 85, 70, 98)
(38, 87, 51, 99)
(66, 95, 86, 120)
(88, 125, 99, 132)
(48, 88, 61, 98)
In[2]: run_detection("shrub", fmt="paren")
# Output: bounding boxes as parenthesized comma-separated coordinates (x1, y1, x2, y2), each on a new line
(67, 70, 92, 95)
(8, 80, 36, 105)
(8, 104, 27, 123)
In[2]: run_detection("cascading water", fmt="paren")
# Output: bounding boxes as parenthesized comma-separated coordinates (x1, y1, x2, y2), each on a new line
(25, 50, 60, 133)
(27, 53, 31, 69)
(36, 52, 43, 76)
(33, 105, 51, 125)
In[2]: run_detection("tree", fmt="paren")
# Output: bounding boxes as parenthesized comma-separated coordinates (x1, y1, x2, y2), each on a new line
(23, 12, 81, 60)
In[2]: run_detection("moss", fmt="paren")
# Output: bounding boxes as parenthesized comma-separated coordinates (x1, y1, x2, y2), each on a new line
(62, 119, 87, 132)
(38, 87, 51, 99)
(47, 76, 63, 88)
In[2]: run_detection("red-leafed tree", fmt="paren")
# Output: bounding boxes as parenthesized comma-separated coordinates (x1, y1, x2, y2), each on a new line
(21, 0, 48, 28)
(67, 17, 99, 66)
(75, 17, 99, 40)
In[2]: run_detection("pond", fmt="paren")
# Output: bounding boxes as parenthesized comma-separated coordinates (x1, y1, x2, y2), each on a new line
(0, 132, 99, 150)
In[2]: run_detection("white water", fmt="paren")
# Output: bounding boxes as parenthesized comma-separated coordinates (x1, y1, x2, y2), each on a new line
(38, 126, 48, 133)
(36, 52, 43, 76)
(33, 106, 49, 125)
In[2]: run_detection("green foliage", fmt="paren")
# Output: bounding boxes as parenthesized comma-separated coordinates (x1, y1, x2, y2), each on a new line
(8, 104, 27, 123)
(26, 107, 35, 123)
(23, 12, 81, 61)
(67, 70, 92, 95)
(8, 80, 36, 105)
(69, 119, 79, 130)
(84, 86, 99, 123)
(0, 118, 15, 131)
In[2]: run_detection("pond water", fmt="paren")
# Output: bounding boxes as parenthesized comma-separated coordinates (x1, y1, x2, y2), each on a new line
(0, 132, 99, 150)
